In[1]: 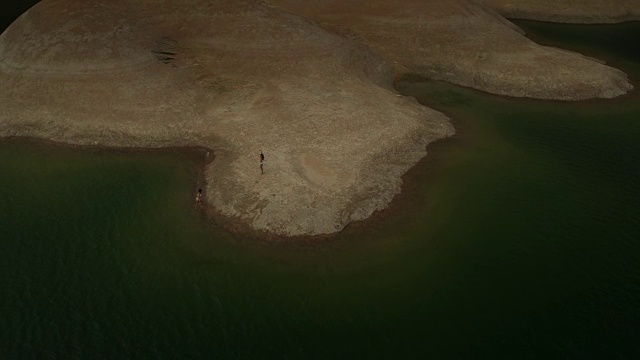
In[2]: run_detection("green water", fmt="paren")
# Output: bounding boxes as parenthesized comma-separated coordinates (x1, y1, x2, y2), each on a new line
(2, 22, 640, 358)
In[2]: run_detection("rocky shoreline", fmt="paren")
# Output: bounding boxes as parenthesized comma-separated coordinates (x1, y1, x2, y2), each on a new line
(1, 0, 637, 236)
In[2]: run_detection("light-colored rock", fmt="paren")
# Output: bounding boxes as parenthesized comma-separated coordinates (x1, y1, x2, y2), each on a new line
(484, 0, 640, 23)
(264, 0, 633, 100)
(0, 0, 453, 236)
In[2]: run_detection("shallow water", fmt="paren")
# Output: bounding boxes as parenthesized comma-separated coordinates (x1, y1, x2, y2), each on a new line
(2, 22, 640, 358)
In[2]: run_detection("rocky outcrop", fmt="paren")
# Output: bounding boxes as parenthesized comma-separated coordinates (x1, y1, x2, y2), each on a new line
(264, 0, 633, 100)
(484, 0, 640, 23)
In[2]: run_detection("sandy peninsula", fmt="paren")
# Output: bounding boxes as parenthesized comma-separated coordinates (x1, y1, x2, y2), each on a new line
(0, 0, 635, 236)
(264, 0, 634, 100)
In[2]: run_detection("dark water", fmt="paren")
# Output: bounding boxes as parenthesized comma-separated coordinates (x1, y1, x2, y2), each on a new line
(2, 22, 640, 358)
(1, 0, 37, 32)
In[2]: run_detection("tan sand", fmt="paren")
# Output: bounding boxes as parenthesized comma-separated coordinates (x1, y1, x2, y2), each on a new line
(484, 0, 640, 23)
(0, 0, 634, 236)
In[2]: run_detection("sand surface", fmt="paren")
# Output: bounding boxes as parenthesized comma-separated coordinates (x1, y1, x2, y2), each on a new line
(485, 0, 640, 23)
(265, 0, 633, 100)
(0, 0, 634, 236)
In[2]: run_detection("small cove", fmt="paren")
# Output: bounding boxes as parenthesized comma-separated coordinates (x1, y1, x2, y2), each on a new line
(2, 21, 640, 358)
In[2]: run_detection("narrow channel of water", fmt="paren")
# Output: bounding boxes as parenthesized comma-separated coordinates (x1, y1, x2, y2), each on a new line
(1, 22, 639, 358)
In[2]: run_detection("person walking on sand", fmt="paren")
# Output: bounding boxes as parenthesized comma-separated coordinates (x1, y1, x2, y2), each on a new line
(195, 188, 203, 208)
(259, 150, 265, 175)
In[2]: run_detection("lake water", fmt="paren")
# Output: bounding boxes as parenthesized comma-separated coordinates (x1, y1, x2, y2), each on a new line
(1, 21, 639, 358)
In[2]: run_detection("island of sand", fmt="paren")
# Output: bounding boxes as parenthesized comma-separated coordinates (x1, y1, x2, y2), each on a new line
(0, 0, 638, 236)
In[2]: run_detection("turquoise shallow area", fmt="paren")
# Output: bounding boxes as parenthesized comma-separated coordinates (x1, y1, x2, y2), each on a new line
(2, 22, 640, 358)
